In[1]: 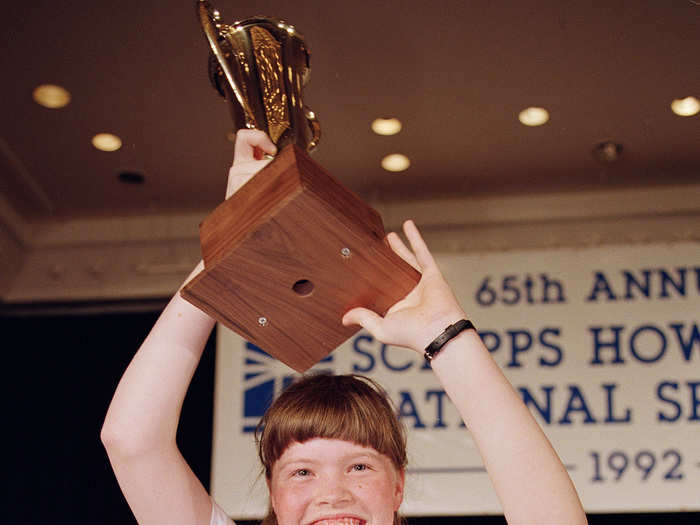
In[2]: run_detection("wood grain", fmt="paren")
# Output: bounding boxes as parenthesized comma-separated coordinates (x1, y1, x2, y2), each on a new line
(182, 145, 420, 372)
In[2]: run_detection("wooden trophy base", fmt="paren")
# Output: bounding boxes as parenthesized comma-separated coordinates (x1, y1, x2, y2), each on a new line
(181, 144, 420, 372)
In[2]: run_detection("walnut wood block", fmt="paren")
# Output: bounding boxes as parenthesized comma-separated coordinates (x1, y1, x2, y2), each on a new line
(181, 145, 420, 372)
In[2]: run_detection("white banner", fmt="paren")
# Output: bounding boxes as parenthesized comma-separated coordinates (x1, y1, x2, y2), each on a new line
(211, 242, 700, 517)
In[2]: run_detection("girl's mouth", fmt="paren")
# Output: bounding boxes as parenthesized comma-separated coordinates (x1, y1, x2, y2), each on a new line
(312, 518, 365, 525)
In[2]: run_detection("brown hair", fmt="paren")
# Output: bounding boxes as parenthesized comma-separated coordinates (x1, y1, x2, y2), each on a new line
(256, 373, 407, 525)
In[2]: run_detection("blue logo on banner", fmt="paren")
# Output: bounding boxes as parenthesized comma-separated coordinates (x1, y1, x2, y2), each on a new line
(241, 341, 334, 433)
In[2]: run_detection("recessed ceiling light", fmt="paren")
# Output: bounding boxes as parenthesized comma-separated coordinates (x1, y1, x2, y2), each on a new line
(518, 107, 549, 126)
(117, 170, 145, 184)
(592, 141, 623, 163)
(33, 84, 71, 109)
(92, 133, 122, 152)
(381, 153, 410, 172)
(670, 96, 699, 117)
(371, 118, 402, 136)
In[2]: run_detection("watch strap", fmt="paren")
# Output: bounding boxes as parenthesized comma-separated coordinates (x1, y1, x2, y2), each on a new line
(424, 319, 476, 363)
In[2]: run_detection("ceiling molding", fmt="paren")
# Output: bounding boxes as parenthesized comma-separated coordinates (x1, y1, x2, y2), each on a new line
(3, 236, 202, 303)
(31, 210, 207, 247)
(2, 185, 698, 304)
(377, 183, 700, 231)
(19, 182, 700, 250)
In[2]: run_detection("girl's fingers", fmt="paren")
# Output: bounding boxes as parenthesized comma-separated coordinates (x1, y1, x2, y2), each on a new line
(403, 220, 436, 270)
(225, 159, 273, 198)
(387, 232, 420, 271)
(233, 129, 277, 164)
(342, 307, 385, 339)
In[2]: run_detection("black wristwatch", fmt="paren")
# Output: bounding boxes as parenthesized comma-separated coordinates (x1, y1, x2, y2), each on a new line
(424, 319, 476, 363)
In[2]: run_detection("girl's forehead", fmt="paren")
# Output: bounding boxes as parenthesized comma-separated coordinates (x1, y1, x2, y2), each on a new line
(276, 438, 385, 464)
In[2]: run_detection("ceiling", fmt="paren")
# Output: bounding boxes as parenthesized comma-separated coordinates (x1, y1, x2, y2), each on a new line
(2, 0, 699, 225)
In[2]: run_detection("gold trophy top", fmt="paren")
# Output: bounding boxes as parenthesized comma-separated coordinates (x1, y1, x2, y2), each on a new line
(197, 0, 320, 152)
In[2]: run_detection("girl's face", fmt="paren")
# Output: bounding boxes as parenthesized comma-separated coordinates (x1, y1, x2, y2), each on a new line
(269, 438, 404, 525)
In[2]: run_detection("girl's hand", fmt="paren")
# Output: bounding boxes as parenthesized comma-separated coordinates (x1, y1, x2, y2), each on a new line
(342, 220, 467, 353)
(226, 129, 277, 198)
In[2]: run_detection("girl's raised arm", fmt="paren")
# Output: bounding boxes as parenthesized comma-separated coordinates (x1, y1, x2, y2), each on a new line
(343, 220, 588, 525)
(101, 130, 275, 525)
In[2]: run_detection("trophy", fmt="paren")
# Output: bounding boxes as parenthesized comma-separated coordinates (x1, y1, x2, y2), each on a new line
(182, 0, 420, 372)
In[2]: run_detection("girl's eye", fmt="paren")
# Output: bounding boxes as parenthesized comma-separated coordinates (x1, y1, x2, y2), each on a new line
(294, 469, 310, 477)
(352, 464, 368, 472)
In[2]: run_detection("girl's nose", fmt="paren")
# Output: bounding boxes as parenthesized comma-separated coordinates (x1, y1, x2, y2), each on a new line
(316, 478, 354, 506)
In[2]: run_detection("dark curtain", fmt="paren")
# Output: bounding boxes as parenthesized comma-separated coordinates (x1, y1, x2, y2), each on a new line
(2, 309, 697, 524)
(3, 309, 215, 525)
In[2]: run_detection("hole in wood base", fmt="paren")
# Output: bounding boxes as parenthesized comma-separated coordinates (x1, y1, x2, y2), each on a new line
(292, 279, 314, 296)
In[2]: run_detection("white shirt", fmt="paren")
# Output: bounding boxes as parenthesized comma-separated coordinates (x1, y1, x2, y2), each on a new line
(210, 499, 234, 525)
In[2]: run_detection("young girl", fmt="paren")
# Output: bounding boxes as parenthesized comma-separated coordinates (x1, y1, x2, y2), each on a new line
(101, 130, 588, 525)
